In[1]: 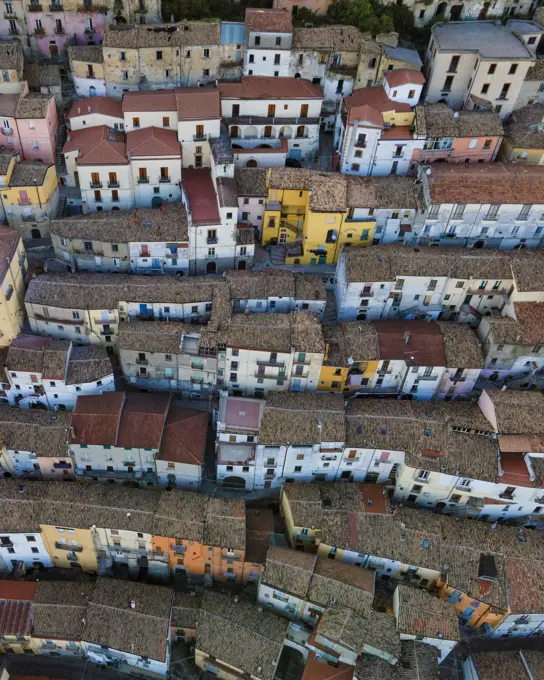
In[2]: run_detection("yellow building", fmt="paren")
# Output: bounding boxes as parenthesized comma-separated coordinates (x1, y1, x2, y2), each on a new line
(0, 224, 27, 346)
(1, 160, 60, 240)
(39, 505, 99, 572)
(262, 169, 375, 266)
(500, 103, 544, 165)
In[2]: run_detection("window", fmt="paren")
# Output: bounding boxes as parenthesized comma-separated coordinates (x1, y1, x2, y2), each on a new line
(203, 48, 210, 59)
(417, 470, 430, 481)
(408, 89, 415, 98)
(483, 139, 492, 149)
(274, 54, 280, 65)
(488, 63, 496, 74)
(499, 83, 510, 100)
(528, 36, 537, 44)
(495, 105, 502, 114)
(448, 55, 460, 73)
(509, 63, 518, 75)
(485, 204, 500, 220)
(156, 50, 162, 60)
(481, 83, 490, 95)
(428, 204, 440, 219)
(351, 163, 360, 171)
(248, 54, 254, 63)
(133, 117, 140, 127)
(120, 51, 126, 61)
(442, 75, 454, 92)
(451, 204, 465, 220)
(518, 204, 531, 220)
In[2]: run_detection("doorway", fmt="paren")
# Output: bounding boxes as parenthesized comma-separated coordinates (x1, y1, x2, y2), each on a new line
(206, 261, 216, 274)
(31, 228, 41, 239)
(151, 196, 163, 209)
(237, 260, 246, 271)
(89, 85, 97, 97)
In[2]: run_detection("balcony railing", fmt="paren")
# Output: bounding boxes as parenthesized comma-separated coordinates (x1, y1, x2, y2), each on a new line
(8, 27, 19, 34)
(3, 11, 15, 18)
(55, 27, 65, 34)
(90, 181, 102, 189)
(193, 133, 207, 141)
(55, 542, 83, 552)
(159, 176, 170, 183)
(22, 214, 35, 222)
(1, 128, 13, 136)
(28, 3, 43, 10)
(138, 176, 149, 183)
(136, 358, 148, 365)
(207, 237, 218, 244)
(50, 2, 63, 8)
(255, 371, 286, 379)
(256, 359, 285, 367)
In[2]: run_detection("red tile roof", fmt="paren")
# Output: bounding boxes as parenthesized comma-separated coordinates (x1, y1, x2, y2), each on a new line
(0, 582, 37, 601)
(374, 320, 446, 366)
(68, 96, 123, 120)
(343, 86, 411, 127)
(385, 68, 426, 88)
(245, 8, 292, 33)
(513, 302, 544, 345)
(0, 224, 21, 283)
(219, 76, 323, 100)
(505, 558, 544, 614)
(301, 652, 354, 680)
(157, 404, 209, 465)
(182, 168, 220, 225)
(63, 126, 128, 166)
(500, 451, 533, 487)
(0, 600, 32, 635)
(224, 397, 262, 430)
(71, 392, 125, 445)
(175, 87, 220, 120)
(126, 126, 181, 157)
(117, 392, 171, 449)
(426, 162, 544, 204)
(122, 90, 177, 113)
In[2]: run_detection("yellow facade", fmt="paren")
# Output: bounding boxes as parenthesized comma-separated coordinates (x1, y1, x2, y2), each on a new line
(439, 582, 508, 631)
(318, 365, 348, 392)
(500, 138, 544, 164)
(2, 164, 58, 207)
(281, 488, 321, 550)
(0, 231, 27, 346)
(382, 109, 415, 127)
(262, 185, 375, 266)
(40, 523, 99, 572)
(0, 154, 18, 185)
(71, 58, 105, 81)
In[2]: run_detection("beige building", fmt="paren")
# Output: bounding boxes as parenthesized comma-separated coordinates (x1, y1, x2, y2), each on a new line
(0, 225, 26, 345)
(68, 46, 106, 99)
(424, 21, 542, 118)
(0, 41, 25, 94)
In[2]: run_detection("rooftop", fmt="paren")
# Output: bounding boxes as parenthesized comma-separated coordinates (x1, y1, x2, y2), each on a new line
(431, 21, 537, 59)
(395, 585, 460, 640)
(122, 90, 176, 113)
(485, 303, 544, 345)
(23, 63, 61, 88)
(175, 87, 221, 120)
(384, 68, 425, 87)
(415, 103, 504, 138)
(245, 8, 292, 33)
(484, 389, 544, 434)
(68, 45, 103, 64)
(9, 161, 52, 187)
(0, 225, 21, 282)
(503, 103, 544, 149)
(182, 168, 220, 225)
(0, 408, 72, 458)
(126, 126, 181, 157)
(68, 96, 123, 120)
(63, 126, 127, 165)
(292, 25, 362, 51)
(219, 76, 323, 100)
(0, 41, 23, 71)
(343, 85, 411, 127)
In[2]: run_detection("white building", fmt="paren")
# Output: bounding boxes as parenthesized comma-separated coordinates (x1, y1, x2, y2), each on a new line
(383, 69, 425, 106)
(220, 76, 323, 163)
(0, 494, 53, 571)
(234, 167, 267, 238)
(67, 96, 124, 132)
(424, 21, 543, 119)
(5, 334, 114, 410)
(176, 88, 221, 169)
(416, 162, 544, 249)
(243, 9, 293, 79)
(68, 46, 106, 99)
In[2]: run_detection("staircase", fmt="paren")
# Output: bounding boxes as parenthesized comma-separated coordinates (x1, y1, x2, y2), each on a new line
(322, 291, 337, 325)
(268, 245, 286, 265)
(55, 123, 66, 171)
(56, 194, 66, 219)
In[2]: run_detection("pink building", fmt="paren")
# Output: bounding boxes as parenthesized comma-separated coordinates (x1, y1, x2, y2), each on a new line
(0, 90, 58, 163)
(412, 104, 504, 166)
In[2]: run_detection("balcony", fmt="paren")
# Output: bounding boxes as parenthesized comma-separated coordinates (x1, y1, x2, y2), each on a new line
(136, 4, 147, 11)
(22, 214, 35, 222)
(49, 2, 63, 8)
(265, 200, 282, 211)
(90, 181, 102, 189)
(55, 542, 83, 552)
(8, 27, 19, 34)
(0, 541, 13, 548)
(28, 3, 43, 10)
(392, 151, 404, 159)
(256, 359, 285, 367)
(93, 316, 114, 324)
(159, 176, 170, 183)
(255, 371, 286, 380)
(354, 140, 367, 149)
(206, 237, 218, 245)
(136, 358, 148, 365)
(33, 26, 45, 34)
(1, 127, 13, 136)
(55, 26, 65, 34)
(3, 11, 15, 18)
(138, 176, 149, 184)
(108, 180, 119, 188)
(193, 133, 207, 141)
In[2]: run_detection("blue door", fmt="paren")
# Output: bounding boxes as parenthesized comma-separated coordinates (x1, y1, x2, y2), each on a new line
(289, 149, 302, 160)
(139, 303, 148, 315)
(152, 258, 161, 269)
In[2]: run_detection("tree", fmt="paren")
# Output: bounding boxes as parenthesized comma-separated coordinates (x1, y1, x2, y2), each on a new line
(330, 0, 394, 35)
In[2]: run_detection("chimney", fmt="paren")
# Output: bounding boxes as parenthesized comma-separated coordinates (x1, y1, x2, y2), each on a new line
(404, 331, 411, 344)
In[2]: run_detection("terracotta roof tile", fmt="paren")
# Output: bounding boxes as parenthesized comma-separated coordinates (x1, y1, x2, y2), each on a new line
(63, 126, 127, 165)
(117, 392, 170, 449)
(0, 582, 37, 601)
(245, 8, 292, 33)
(157, 404, 208, 465)
(219, 76, 322, 100)
(0, 600, 32, 635)
(122, 90, 177, 113)
(70, 392, 125, 445)
(374, 319, 447, 366)
(343, 86, 411, 126)
(182, 168, 220, 225)
(384, 68, 425, 87)
(126, 126, 181, 157)
(68, 97, 123, 120)
(175, 87, 220, 120)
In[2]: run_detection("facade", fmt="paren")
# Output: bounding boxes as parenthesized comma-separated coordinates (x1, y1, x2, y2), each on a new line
(51, 205, 190, 275)
(68, 46, 106, 99)
(235, 167, 267, 238)
(0, 91, 58, 164)
(500, 102, 544, 164)
(243, 9, 293, 79)
(424, 21, 542, 119)
(5, 334, 114, 409)
(0, 225, 26, 346)
(67, 96, 124, 132)
(516, 60, 544, 110)
(1, 160, 59, 239)
(334, 79, 424, 177)
(220, 76, 322, 163)
(0, 42, 24, 95)
(412, 104, 504, 165)
(417, 162, 544, 248)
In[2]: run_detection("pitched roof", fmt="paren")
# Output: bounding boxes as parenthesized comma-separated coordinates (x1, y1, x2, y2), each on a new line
(374, 319, 446, 366)
(122, 90, 177, 113)
(68, 97, 123, 120)
(471, 652, 531, 680)
(503, 103, 544, 149)
(292, 25, 363, 51)
(343, 86, 411, 127)
(9, 161, 52, 187)
(245, 8, 292, 33)
(70, 392, 125, 445)
(308, 558, 375, 616)
(505, 558, 544, 613)
(262, 545, 316, 597)
(182, 168, 220, 225)
(0, 225, 22, 282)
(426, 162, 544, 204)
(157, 404, 209, 466)
(63, 126, 127, 165)
(416, 103, 504, 138)
(219, 76, 322, 100)
(175, 87, 220, 120)
(301, 652, 354, 680)
(126, 126, 181, 157)
(485, 390, 544, 434)
(68, 45, 103, 64)
(384, 68, 425, 87)
(0, 600, 32, 635)
(234, 167, 267, 196)
(0, 408, 72, 458)
(395, 585, 460, 641)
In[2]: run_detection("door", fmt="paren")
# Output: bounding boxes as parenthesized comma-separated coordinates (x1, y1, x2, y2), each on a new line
(89, 85, 96, 96)
(139, 303, 148, 315)
(423, 295, 432, 306)
(279, 228, 287, 244)
(237, 260, 246, 271)
(152, 258, 161, 269)
(292, 378, 302, 391)
(19, 190, 29, 204)
(268, 104, 276, 117)
(74, 171, 79, 188)
(300, 104, 308, 117)
(318, 255, 326, 264)
(141, 245, 149, 256)
(289, 149, 302, 160)
(49, 44, 58, 57)
(151, 196, 163, 209)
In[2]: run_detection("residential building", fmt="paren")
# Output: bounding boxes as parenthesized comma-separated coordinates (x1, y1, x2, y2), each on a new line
(334, 244, 544, 324)
(82, 579, 172, 676)
(1, 160, 59, 239)
(334, 78, 425, 177)
(0, 42, 24, 95)
(516, 60, 544, 109)
(417, 162, 544, 248)
(67, 96, 124, 132)
(465, 651, 544, 680)
(220, 76, 322, 164)
(500, 103, 544, 164)
(0, 409, 74, 480)
(0, 225, 26, 345)
(235, 167, 267, 238)
(424, 21, 543, 119)
(476, 302, 544, 391)
(356, 643, 439, 680)
(70, 391, 208, 488)
(68, 46, 106, 99)
(378, 44, 423, 81)
(257, 546, 375, 627)
(4, 334, 114, 409)
(412, 104, 504, 165)
(176, 88, 221, 168)
(261, 169, 422, 265)
(273, 0, 332, 16)
(0, 582, 37, 653)
(319, 319, 484, 399)
(50, 205, 190, 275)
(216, 392, 266, 490)
(195, 590, 291, 680)
(289, 26, 364, 126)
(23, 63, 62, 107)
(0, 91, 58, 163)
(243, 9, 292, 79)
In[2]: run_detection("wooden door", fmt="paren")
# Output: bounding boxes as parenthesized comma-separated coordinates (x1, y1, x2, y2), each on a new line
(300, 104, 308, 117)
(268, 104, 276, 117)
